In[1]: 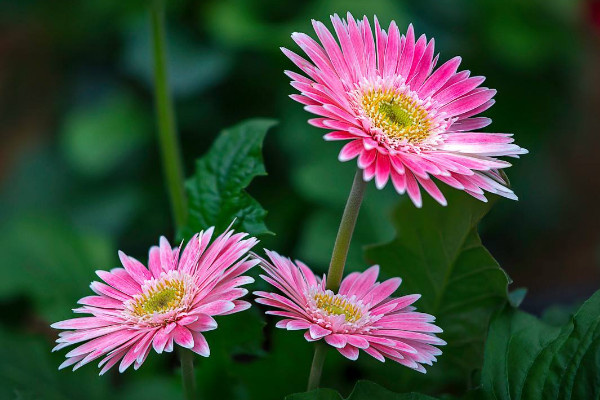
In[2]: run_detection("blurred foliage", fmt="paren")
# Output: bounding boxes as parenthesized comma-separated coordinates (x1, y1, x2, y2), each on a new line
(0, 0, 596, 399)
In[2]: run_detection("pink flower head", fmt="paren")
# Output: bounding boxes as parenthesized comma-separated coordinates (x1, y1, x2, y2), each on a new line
(51, 226, 258, 374)
(283, 13, 528, 207)
(254, 251, 445, 373)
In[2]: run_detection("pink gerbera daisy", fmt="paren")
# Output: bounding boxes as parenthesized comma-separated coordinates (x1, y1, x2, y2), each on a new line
(254, 251, 445, 372)
(283, 13, 528, 206)
(51, 226, 258, 374)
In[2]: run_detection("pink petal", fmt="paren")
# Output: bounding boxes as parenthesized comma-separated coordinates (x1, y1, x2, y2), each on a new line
(148, 246, 162, 278)
(173, 325, 194, 349)
(118, 251, 152, 284)
(365, 277, 402, 305)
(309, 324, 331, 339)
(152, 327, 170, 353)
(418, 56, 462, 99)
(325, 334, 348, 348)
(374, 154, 391, 189)
(405, 172, 423, 208)
(191, 331, 210, 357)
(286, 320, 312, 330)
(338, 140, 364, 161)
(440, 89, 497, 117)
(195, 300, 235, 316)
(415, 176, 447, 206)
(337, 344, 359, 360)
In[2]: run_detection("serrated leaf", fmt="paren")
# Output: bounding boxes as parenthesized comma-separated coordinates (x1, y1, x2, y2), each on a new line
(286, 381, 437, 400)
(363, 190, 510, 392)
(181, 118, 276, 238)
(481, 290, 600, 400)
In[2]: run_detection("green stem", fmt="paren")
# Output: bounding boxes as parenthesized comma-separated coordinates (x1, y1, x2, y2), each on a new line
(325, 168, 367, 291)
(150, 3, 194, 399)
(150, 0, 188, 229)
(306, 169, 366, 390)
(180, 349, 197, 400)
(307, 342, 328, 391)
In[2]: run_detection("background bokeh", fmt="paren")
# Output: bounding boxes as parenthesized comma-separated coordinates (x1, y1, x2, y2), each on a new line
(1, 0, 599, 399)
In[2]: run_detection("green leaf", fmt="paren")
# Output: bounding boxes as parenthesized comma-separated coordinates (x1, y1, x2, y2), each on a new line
(363, 190, 510, 392)
(481, 290, 600, 400)
(182, 118, 276, 238)
(286, 381, 437, 400)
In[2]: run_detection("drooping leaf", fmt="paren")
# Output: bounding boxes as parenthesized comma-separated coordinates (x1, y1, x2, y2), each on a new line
(286, 380, 437, 400)
(364, 190, 510, 392)
(182, 118, 276, 239)
(481, 290, 600, 400)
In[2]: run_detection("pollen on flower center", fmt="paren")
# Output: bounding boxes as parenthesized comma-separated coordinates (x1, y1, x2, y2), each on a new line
(314, 292, 362, 323)
(361, 89, 433, 145)
(128, 275, 187, 318)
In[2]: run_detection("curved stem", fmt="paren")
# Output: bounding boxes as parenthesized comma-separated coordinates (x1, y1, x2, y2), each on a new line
(325, 168, 367, 291)
(150, 0, 188, 229)
(180, 349, 197, 400)
(307, 342, 328, 391)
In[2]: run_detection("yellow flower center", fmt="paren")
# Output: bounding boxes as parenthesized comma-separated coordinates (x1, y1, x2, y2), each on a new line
(131, 279, 185, 316)
(362, 89, 432, 144)
(314, 292, 362, 323)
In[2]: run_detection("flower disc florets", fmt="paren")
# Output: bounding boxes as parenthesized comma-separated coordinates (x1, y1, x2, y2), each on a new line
(123, 270, 196, 326)
(350, 78, 452, 151)
(306, 287, 379, 333)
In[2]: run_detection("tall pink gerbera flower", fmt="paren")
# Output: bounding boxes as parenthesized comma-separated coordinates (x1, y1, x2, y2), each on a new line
(254, 251, 445, 372)
(51, 226, 258, 374)
(283, 13, 528, 206)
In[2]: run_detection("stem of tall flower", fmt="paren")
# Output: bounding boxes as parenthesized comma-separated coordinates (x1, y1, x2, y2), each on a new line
(150, 2, 193, 398)
(180, 349, 197, 400)
(150, 0, 188, 229)
(306, 168, 367, 390)
(325, 168, 367, 291)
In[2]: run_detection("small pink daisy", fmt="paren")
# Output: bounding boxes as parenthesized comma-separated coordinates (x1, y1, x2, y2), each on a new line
(51, 226, 258, 374)
(254, 251, 445, 372)
(283, 13, 528, 207)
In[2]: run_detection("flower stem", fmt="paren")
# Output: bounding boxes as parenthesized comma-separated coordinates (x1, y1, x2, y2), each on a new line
(180, 349, 197, 400)
(325, 168, 367, 291)
(150, 2, 194, 399)
(307, 342, 328, 391)
(150, 0, 188, 229)
(306, 169, 366, 390)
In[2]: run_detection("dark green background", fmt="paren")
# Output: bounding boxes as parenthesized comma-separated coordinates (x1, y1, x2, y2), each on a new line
(1, 0, 599, 399)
